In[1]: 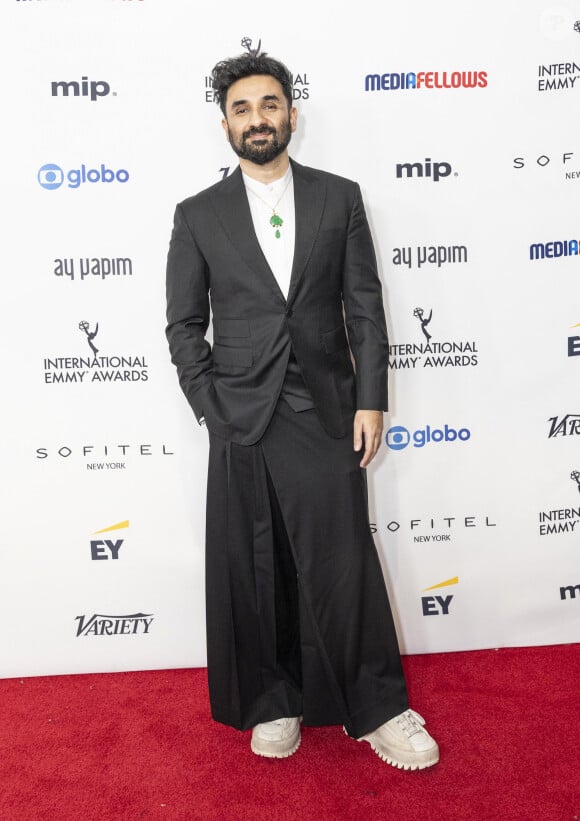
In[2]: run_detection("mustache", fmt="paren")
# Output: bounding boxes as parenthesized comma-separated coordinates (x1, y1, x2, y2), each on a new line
(243, 126, 276, 139)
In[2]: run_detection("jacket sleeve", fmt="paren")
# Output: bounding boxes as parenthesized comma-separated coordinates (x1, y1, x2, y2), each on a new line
(165, 202, 213, 425)
(342, 184, 389, 411)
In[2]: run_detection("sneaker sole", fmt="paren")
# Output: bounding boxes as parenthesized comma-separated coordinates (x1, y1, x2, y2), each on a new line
(343, 727, 439, 771)
(251, 731, 301, 759)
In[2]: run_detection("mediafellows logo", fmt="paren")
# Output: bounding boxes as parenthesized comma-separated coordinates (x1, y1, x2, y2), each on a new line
(529, 237, 579, 261)
(75, 612, 153, 637)
(38, 163, 129, 190)
(385, 424, 471, 450)
(365, 70, 487, 92)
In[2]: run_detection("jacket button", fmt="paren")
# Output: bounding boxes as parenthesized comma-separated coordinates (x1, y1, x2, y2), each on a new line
(285, 308, 293, 318)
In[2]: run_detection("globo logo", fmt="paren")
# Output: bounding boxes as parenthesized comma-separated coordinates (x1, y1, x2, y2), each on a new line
(37, 163, 129, 190)
(385, 424, 471, 450)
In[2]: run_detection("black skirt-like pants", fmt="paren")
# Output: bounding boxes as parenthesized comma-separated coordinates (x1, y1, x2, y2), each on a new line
(205, 400, 408, 739)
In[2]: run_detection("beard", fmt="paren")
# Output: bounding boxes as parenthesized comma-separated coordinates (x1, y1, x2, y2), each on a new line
(228, 118, 292, 166)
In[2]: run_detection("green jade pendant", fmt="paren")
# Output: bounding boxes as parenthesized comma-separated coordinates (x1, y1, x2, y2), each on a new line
(270, 213, 283, 239)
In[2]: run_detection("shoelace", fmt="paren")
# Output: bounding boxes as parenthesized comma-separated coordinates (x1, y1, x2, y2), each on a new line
(396, 710, 425, 738)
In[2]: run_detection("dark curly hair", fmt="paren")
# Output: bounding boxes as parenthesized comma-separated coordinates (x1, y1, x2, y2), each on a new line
(211, 53, 293, 115)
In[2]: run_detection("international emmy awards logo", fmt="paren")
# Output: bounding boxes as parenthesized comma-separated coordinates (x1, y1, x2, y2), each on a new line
(572, 470, 580, 493)
(79, 320, 99, 356)
(414, 307, 433, 342)
(241, 36, 262, 57)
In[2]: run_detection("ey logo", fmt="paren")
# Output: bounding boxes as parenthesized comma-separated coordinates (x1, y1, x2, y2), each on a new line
(90, 520, 128, 560)
(421, 576, 458, 616)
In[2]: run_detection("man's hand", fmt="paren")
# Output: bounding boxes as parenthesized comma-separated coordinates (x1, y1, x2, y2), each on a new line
(353, 410, 384, 468)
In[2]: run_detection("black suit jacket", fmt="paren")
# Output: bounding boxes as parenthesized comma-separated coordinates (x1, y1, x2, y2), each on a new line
(166, 159, 389, 445)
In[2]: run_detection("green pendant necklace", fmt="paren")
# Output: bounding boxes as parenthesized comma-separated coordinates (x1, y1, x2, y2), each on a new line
(249, 174, 293, 239)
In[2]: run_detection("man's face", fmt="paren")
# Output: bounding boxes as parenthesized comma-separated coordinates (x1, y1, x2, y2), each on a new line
(222, 75, 297, 166)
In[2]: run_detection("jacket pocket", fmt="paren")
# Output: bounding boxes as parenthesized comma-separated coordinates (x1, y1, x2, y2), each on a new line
(322, 325, 349, 355)
(212, 342, 253, 368)
(213, 318, 250, 338)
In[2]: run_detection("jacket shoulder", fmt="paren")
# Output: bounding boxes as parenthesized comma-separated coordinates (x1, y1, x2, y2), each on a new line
(292, 161, 359, 192)
(177, 174, 233, 213)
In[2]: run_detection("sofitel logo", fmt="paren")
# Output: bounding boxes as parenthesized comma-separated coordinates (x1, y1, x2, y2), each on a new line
(75, 612, 153, 636)
(383, 515, 496, 543)
(43, 321, 148, 384)
(389, 308, 478, 370)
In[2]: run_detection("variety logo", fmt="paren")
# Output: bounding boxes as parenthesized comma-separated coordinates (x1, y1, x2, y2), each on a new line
(538, 61, 580, 91)
(538, 472, 580, 536)
(389, 308, 478, 370)
(559, 584, 580, 600)
(365, 70, 487, 91)
(568, 322, 580, 356)
(43, 321, 148, 384)
(547, 414, 580, 438)
(35, 442, 174, 471)
(529, 237, 579, 261)
(385, 424, 471, 450)
(396, 159, 456, 182)
(54, 255, 133, 282)
(382, 515, 496, 543)
(37, 163, 129, 190)
(90, 520, 129, 560)
(51, 77, 115, 101)
(392, 243, 468, 270)
(421, 576, 458, 616)
(75, 612, 153, 637)
(204, 37, 310, 102)
(513, 151, 580, 180)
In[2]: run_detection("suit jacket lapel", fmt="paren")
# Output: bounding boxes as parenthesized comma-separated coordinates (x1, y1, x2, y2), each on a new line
(209, 166, 286, 304)
(287, 159, 326, 307)
(209, 160, 326, 307)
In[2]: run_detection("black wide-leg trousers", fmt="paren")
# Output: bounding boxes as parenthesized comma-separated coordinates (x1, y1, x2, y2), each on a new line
(205, 400, 409, 739)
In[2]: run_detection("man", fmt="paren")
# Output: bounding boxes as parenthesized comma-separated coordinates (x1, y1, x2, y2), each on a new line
(166, 50, 439, 770)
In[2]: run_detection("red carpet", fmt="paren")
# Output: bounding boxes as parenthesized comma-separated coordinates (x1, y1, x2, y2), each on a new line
(0, 645, 578, 821)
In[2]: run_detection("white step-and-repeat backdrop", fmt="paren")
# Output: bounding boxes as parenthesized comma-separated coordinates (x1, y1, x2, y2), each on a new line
(2, 0, 579, 677)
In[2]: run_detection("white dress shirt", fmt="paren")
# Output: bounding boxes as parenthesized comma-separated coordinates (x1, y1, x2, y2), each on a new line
(242, 165, 295, 300)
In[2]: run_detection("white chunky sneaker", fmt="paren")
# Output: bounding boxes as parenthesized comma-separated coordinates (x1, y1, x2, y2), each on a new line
(250, 717, 301, 759)
(352, 709, 439, 770)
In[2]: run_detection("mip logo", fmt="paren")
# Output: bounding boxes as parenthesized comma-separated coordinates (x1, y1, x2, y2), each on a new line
(37, 163, 129, 190)
(396, 158, 457, 182)
(386, 424, 471, 450)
